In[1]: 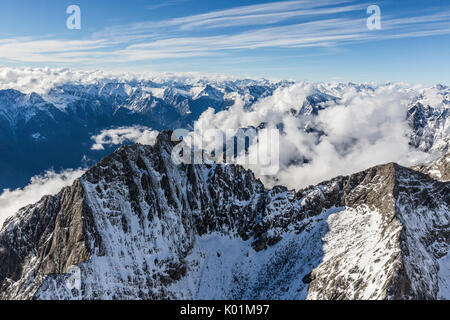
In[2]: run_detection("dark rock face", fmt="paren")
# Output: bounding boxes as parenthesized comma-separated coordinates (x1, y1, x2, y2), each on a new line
(0, 180, 98, 299)
(0, 132, 448, 300)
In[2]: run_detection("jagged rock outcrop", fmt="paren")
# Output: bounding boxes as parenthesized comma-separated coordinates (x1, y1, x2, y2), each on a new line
(408, 102, 449, 155)
(0, 132, 448, 300)
(413, 153, 450, 182)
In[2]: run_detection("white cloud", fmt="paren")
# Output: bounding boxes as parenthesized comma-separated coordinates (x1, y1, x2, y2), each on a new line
(0, 169, 85, 227)
(191, 82, 434, 189)
(0, 66, 250, 95)
(91, 126, 159, 150)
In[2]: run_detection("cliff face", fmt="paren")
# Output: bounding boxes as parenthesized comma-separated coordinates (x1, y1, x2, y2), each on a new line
(0, 132, 449, 300)
(0, 179, 97, 299)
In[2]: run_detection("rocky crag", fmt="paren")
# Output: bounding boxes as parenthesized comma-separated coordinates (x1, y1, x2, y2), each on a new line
(0, 132, 448, 300)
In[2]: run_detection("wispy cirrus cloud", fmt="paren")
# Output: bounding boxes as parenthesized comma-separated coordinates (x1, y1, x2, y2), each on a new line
(148, 0, 363, 30)
(146, 0, 191, 11)
(0, 37, 111, 63)
(95, 0, 363, 38)
(0, 0, 450, 66)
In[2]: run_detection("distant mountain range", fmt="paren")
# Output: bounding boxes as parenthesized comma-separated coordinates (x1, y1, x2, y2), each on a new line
(0, 79, 289, 190)
(0, 79, 448, 192)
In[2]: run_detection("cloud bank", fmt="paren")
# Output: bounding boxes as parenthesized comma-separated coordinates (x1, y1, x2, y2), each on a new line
(191, 82, 433, 189)
(91, 126, 159, 151)
(0, 169, 85, 227)
(0, 66, 252, 95)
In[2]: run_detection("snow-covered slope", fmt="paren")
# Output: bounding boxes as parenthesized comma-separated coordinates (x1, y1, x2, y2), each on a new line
(0, 132, 448, 300)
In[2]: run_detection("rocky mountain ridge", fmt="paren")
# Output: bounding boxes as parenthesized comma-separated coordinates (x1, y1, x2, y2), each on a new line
(0, 131, 448, 300)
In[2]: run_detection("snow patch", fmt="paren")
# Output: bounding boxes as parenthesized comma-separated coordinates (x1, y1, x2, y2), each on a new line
(438, 252, 450, 300)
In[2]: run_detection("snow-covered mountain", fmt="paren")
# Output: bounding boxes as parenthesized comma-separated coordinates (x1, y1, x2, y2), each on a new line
(1, 132, 448, 300)
(408, 85, 450, 155)
(0, 79, 289, 190)
(0, 76, 448, 193)
(1, 79, 288, 128)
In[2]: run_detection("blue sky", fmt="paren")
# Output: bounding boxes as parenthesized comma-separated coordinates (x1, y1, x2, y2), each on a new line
(0, 0, 449, 84)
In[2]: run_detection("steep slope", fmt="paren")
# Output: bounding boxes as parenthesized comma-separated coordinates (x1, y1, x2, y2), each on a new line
(0, 132, 448, 300)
